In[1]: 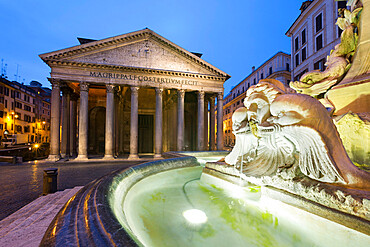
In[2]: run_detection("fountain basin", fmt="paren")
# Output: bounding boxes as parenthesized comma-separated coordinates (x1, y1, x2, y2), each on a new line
(40, 152, 369, 246)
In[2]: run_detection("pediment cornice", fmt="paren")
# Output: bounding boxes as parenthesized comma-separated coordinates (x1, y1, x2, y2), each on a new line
(40, 28, 230, 79)
(48, 60, 227, 81)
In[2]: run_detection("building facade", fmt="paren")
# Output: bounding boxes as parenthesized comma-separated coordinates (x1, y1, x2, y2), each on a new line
(223, 51, 291, 147)
(286, 0, 348, 81)
(40, 28, 229, 160)
(0, 78, 51, 145)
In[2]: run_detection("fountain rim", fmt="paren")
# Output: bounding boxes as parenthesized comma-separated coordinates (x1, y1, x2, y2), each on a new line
(40, 152, 227, 247)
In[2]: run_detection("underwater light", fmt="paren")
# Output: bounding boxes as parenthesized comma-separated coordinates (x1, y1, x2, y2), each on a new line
(182, 209, 207, 224)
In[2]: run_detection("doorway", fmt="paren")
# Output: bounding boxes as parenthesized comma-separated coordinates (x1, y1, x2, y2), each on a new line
(138, 114, 154, 153)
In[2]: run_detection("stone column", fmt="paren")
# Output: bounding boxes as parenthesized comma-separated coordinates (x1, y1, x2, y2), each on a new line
(217, 92, 224, 150)
(104, 84, 115, 159)
(204, 96, 209, 150)
(177, 89, 185, 151)
(61, 87, 71, 159)
(129, 86, 139, 159)
(209, 95, 216, 151)
(76, 82, 89, 160)
(48, 79, 61, 161)
(70, 94, 78, 157)
(154, 87, 163, 158)
(197, 91, 205, 151)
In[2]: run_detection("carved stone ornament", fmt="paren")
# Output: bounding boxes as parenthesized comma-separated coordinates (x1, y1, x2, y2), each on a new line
(290, 5, 363, 97)
(51, 79, 61, 90)
(106, 84, 115, 93)
(79, 82, 89, 92)
(225, 79, 370, 189)
(178, 89, 185, 98)
(155, 87, 164, 94)
(131, 86, 139, 95)
(217, 92, 223, 100)
(197, 91, 205, 99)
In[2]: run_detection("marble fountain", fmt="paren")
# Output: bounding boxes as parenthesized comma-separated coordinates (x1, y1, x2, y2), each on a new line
(40, 0, 370, 246)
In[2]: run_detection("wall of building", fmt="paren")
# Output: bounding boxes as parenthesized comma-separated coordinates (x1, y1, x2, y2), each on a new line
(222, 52, 291, 147)
(0, 78, 51, 146)
(287, 0, 347, 81)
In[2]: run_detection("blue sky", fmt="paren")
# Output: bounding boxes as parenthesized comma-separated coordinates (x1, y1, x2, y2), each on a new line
(0, 0, 302, 95)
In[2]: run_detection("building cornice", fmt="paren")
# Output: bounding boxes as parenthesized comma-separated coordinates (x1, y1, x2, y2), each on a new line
(286, 0, 321, 36)
(47, 60, 228, 81)
(39, 28, 230, 80)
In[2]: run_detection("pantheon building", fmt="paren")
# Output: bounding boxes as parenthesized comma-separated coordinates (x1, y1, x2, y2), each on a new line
(40, 28, 229, 160)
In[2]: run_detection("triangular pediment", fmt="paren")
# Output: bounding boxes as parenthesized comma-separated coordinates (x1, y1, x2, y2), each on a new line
(40, 29, 229, 78)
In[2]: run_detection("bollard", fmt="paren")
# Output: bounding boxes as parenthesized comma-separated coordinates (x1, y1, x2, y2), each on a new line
(43, 168, 58, 195)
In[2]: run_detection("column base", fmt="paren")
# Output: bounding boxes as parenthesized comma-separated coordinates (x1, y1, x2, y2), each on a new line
(128, 154, 139, 160)
(154, 154, 162, 158)
(47, 154, 60, 162)
(75, 154, 88, 161)
(103, 154, 115, 160)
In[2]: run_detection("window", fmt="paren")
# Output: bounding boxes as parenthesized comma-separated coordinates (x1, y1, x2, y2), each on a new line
(24, 126, 30, 133)
(261, 73, 264, 79)
(295, 37, 299, 52)
(4, 87, 9, 96)
(5, 100, 7, 108)
(286, 63, 290, 71)
(24, 105, 31, 112)
(315, 13, 323, 33)
(301, 29, 306, 44)
(269, 67, 272, 75)
(314, 58, 326, 71)
(316, 34, 323, 51)
(0, 124, 3, 130)
(302, 47, 307, 61)
(295, 54, 299, 67)
(16, 92, 21, 99)
(0, 111, 3, 118)
(253, 78, 256, 84)
(15, 102, 22, 109)
(0, 86, 3, 94)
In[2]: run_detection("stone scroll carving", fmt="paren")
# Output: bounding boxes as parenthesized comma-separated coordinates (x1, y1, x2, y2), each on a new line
(225, 79, 370, 189)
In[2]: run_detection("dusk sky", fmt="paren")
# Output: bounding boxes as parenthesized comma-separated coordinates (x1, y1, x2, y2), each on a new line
(0, 0, 302, 95)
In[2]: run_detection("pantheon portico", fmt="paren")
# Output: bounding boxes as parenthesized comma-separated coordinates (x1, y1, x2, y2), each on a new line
(40, 28, 230, 160)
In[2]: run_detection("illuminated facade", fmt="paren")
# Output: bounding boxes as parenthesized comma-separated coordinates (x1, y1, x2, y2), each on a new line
(40, 28, 229, 160)
(286, 0, 347, 81)
(223, 52, 291, 147)
(0, 78, 51, 146)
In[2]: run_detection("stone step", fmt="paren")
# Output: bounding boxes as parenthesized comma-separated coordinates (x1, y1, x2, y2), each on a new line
(0, 186, 82, 244)
(0, 190, 69, 234)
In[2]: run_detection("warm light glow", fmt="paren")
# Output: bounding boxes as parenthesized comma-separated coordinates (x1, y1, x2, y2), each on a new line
(42, 121, 46, 124)
(14, 114, 18, 119)
(34, 144, 39, 148)
(182, 209, 207, 224)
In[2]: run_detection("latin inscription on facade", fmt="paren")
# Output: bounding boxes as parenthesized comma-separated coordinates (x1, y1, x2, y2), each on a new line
(89, 72, 198, 86)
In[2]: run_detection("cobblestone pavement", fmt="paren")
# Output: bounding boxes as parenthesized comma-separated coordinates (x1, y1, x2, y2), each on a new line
(0, 159, 145, 221)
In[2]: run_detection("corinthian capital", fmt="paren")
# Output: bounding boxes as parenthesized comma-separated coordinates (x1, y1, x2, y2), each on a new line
(106, 84, 115, 93)
(80, 82, 89, 92)
(197, 90, 205, 100)
(131, 86, 139, 95)
(51, 79, 61, 90)
(217, 92, 223, 100)
(178, 89, 185, 98)
(155, 87, 164, 95)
